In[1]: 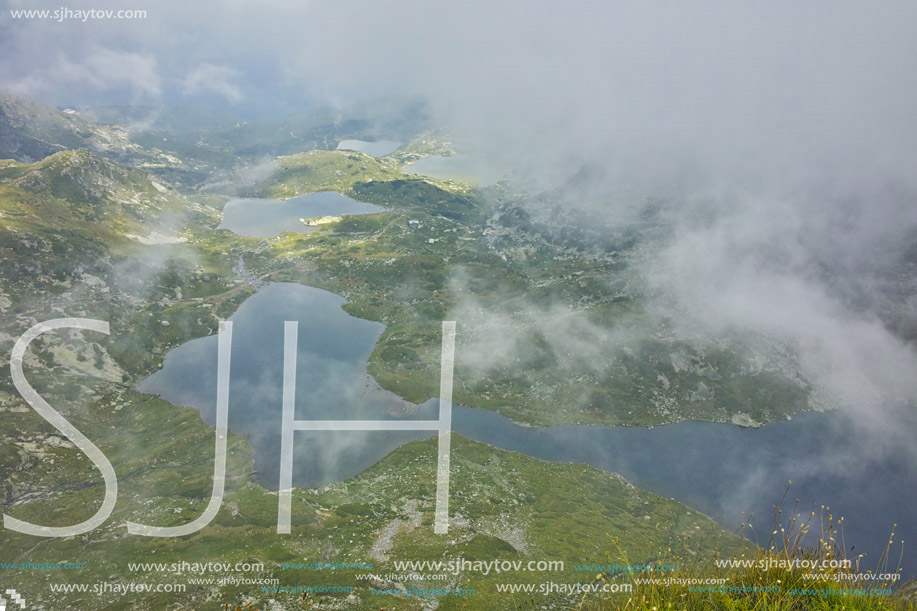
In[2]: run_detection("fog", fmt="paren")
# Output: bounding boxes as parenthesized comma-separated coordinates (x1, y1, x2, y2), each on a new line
(4, 0, 916, 467)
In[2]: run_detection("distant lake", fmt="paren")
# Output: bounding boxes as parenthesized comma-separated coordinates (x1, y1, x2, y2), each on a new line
(402, 154, 502, 186)
(337, 139, 402, 157)
(139, 283, 917, 578)
(218, 191, 384, 237)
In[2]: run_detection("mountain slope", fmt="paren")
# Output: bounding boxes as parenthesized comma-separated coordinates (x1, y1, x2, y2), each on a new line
(0, 90, 98, 162)
(0, 149, 216, 311)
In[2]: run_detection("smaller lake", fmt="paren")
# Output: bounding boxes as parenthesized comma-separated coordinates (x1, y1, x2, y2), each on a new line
(402, 154, 502, 186)
(337, 139, 402, 157)
(218, 191, 385, 237)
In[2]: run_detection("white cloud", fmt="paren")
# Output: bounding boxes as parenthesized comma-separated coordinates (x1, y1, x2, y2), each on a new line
(181, 63, 243, 103)
(4, 48, 161, 102)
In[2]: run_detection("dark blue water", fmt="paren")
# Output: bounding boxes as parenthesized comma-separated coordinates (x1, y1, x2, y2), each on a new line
(218, 191, 384, 237)
(139, 283, 917, 578)
(138, 283, 431, 487)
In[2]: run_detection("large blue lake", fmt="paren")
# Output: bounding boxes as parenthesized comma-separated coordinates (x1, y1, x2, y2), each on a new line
(139, 283, 917, 577)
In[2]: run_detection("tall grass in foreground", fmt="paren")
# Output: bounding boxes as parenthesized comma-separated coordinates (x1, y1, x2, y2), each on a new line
(578, 486, 914, 611)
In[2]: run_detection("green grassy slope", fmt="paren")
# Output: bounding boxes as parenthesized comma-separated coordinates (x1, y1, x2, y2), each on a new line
(2, 434, 748, 610)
